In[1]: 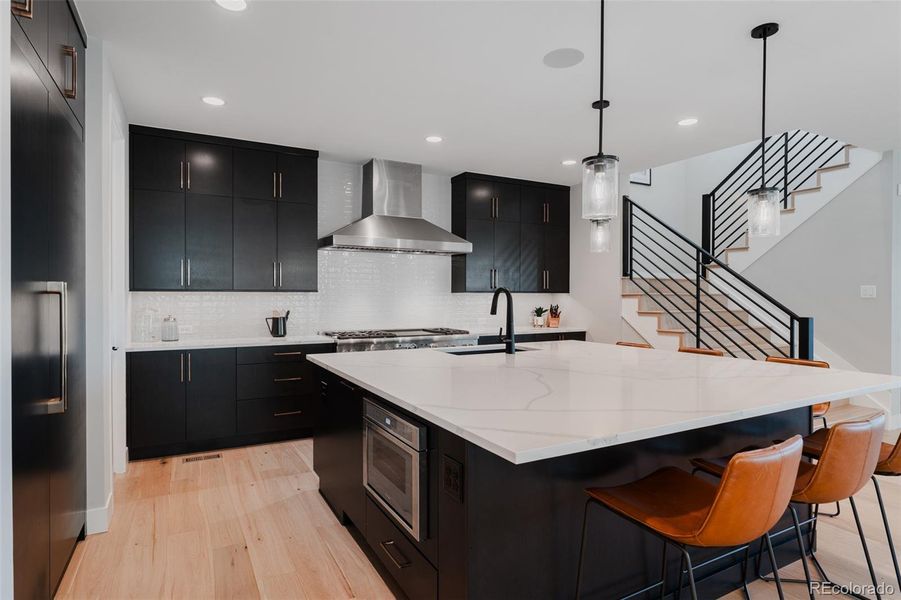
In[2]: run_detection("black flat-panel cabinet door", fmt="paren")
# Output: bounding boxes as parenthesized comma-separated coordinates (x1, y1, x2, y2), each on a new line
(545, 225, 570, 292)
(47, 0, 70, 98)
(131, 134, 185, 192)
(186, 142, 232, 197)
(131, 190, 185, 290)
(519, 222, 544, 292)
(234, 148, 277, 200)
(128, 351, 187, 448)
(546, 188, 569, 227)
(494, 181, 520, 223)
(277, 154, 316, 204)
(233, 197, 277, 290)
(277, 202, 317, 290)
(464, 219, 494, 292)
(186, 349, 236, 441)
(11, 40, 52, 600)
(466, 179, 494, 221)
(494, 220, 520, 291)
(46, 93, 86, 594)
(335, 379, 364, 527)
(14, 0, 49, 66)
(186, 193, 233, 290)
(519, 186, 545, 224)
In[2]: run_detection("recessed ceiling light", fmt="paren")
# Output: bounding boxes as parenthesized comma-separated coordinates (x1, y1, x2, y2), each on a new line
(214, 0, 247, 11)
(561, 159, 577, 166)
(202, 96, 226, 107)
(678, 117, 699, 126)
(543, 48, 585, 69)
(425, 135, 443, 143)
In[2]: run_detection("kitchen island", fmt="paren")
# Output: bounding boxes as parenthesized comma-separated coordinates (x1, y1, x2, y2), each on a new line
(309, 341, 901, 599)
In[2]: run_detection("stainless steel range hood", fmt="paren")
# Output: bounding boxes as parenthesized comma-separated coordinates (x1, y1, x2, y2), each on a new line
(318, 159, 472, 255)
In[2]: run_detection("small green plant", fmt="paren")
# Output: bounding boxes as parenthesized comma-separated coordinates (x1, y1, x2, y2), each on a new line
(533, 306, 547, 317)
(549, 304, 561, 318)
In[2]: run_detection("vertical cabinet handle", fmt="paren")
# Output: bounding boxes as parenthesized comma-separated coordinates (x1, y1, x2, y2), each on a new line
(63, 46, 77, 99)
(279, 172, 283, 199)
(187, 353, 192, 382)
(186, 259, 191, 287)
(272, 262, 277, 288)
(11, 0, 34, 18)
(186, 162, 191, 190)
(42, 282, 68, 414)
(278, 262, 283, 287)
(180, 259, 185, 287)
(180, 161, 185, 190)
(180, 353, 184, 383)
(273, 172, 277, 198)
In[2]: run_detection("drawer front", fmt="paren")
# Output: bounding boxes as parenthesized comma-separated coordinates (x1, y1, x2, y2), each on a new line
(237, 362, 312, 399)
(237, 395, 318, 434)
(236, 343, 335, 365)
(364, 496, 437, 600)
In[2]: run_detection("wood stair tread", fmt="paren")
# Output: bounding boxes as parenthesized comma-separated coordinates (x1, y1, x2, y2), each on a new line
(816, 162, 850, 173)
(791, 186, 821, 196)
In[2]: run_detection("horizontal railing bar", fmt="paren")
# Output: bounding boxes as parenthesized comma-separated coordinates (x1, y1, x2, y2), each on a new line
(627, 270, 702, 337)
(714, 130, 805, 202)
(710, 137, 769, 196)
(712, 131, 799, 199)
(787, 143, 844, 193)
(632, 228, 698, 274)
(632, 215, 699, 262)
(703, 270, 794, 345)
(715, 141, 791, 205)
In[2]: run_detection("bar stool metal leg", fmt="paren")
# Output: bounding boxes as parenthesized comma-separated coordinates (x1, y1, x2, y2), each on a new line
(659, 542, 668, 599)
(675, 552, 685, 600)
(849, 496, 883, 600)
(789, 506, 815, 600)
(763, 533, 786, 600)
(678, 546, 698, 600)
(872, 476, 901, 589)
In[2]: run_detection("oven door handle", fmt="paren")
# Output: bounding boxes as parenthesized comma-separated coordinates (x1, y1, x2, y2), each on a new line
(379, 540, 412, 569)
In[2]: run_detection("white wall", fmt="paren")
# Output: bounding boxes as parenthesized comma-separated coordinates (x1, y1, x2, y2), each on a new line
(130, 163, 582, 341)
(744, 153, 895, 376)
(628, 139, 759, 243)
(892, 150, 901, 417)
(84, 37, 129, 534)
(1, 4, 14, 596)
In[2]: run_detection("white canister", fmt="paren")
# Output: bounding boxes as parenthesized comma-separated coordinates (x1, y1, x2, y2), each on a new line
(161, 315, 179, 342)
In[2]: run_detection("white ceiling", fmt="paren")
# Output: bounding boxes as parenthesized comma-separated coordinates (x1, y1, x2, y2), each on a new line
(78, 0, 900, 185)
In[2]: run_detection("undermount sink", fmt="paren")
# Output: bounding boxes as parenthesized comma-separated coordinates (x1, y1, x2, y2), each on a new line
(440, 346, 537, 356)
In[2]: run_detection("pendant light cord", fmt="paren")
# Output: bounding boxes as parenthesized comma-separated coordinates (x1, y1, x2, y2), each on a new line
(760, 34, 767, 186)
(598, 0, 605, 156)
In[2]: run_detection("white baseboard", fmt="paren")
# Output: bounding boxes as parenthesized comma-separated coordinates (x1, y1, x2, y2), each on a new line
(85, 491, 113, 535)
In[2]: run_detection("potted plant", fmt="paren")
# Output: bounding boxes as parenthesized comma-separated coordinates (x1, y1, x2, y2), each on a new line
(532, 306, 547, 328)
(548, 304, 562, 328)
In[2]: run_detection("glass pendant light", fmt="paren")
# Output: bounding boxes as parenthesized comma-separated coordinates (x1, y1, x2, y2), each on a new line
(582, 0, 618, 251)
(746, 22, 781, 238)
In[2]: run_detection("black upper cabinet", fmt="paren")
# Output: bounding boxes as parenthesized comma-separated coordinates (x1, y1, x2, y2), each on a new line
(233, 198, 278, 290)
(132, 134, 186, 193)
(131, 190, 185, 290)
(185, 194, 233, 290)
(185, 142, 232, 196)
(14, 0, 50, 67)
(278, 153, 317, 204)
(130, 126, 319, 291)
(452, 173, 569, 293)
(234, 148, 278, 200)
(186, 349, 236, 442)
(278, 202, 318, 290)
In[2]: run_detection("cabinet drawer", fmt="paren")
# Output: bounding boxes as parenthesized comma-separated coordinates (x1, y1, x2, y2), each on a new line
(236, 343, 334, 365)
(237, 362, 312, 399)
(237, 395, 317, 434)
(364, 497, 437, 600)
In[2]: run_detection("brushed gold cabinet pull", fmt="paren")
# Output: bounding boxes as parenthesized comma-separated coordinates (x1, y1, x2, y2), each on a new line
(11, 0, 33, 19)
(272, 351, 303, 357)
(273, 410, 303, 417)
(273, 377, 303, 383)
(63, 46, 77, 99)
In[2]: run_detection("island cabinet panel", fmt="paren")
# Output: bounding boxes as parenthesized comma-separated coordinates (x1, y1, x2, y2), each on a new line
(451, 173, 569, 293)
(365, 497, 437, 600)
(477, 330, 586, 345)
(129, 125, 318, 292)
(127, 343, 335, 460)
(315, 371, 365, 528)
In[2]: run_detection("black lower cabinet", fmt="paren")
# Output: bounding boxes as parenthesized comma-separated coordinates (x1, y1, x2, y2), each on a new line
(477, 330, 586, 345)
(127, 343, 334, 459)
(315, 372, 364, 527)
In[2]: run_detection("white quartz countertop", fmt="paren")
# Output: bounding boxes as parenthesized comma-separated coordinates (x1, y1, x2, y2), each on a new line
(124, 326, 585, 352)
(308, 340, 901, 464)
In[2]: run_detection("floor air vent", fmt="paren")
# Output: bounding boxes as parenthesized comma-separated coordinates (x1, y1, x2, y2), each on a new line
(183, 453, 222, 463)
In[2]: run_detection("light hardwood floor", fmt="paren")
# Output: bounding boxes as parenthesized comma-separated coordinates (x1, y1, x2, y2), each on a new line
(58, 405, 899, 599)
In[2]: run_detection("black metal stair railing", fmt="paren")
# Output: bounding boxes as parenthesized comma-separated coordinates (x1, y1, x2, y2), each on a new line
(702, 130, 846, 261)
(623, 197, 813, 359)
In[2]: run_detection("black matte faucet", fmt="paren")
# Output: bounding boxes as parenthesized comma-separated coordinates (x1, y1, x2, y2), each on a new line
(490, 287, 515, 354)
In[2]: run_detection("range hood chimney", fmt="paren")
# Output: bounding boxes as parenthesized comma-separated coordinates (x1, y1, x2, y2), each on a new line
(318, 159, 472, 255)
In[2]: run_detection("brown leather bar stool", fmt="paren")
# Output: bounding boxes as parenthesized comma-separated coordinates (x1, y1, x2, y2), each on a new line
(575, 437, 803, 600)
(679, 347, 724, 357)
(766, 357, 832, 428)
(802, 425, 901, 589)
(616, 341, 653, 349)
(691, 414, 886, 600)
